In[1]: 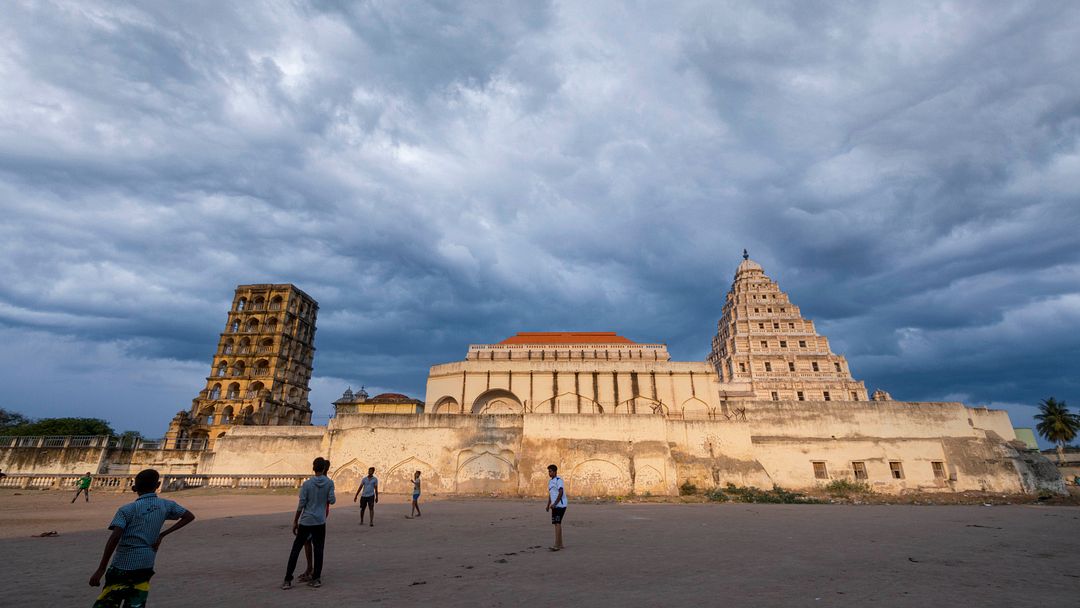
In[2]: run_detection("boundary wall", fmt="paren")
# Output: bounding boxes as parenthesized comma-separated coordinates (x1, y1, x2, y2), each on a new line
(1, 402, 1062, 496)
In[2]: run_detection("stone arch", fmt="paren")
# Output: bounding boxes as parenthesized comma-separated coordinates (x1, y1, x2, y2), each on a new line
(240, 405, 254, 422)
(208, 383, 221, 400)
(216, 361, 228, 377)
(432, 396, 460, 414)
(270, 295, 283, 310)
(534, 392, 604, 414)
(198, 405, 216, 425)
(222, 339, 234, 354)
(266, 317, 279, 333)
(471, 389, 523, 414)
(236, 298, 247, 311)
(385, 457, 439, 493)
(245, 318, 259, 332)
(331, 458, 368, 493)
(254, 359, 269, 376)
(569, 458, 632, 497)
(232, 361, 246, 376)
(615, 395, 662, 415)
(455, 450, 516, 493)
(219, 405, 234, 423)
(680, 397, 710, 418)
(227, 382, 240, 398)
(253, 296, 265, 310)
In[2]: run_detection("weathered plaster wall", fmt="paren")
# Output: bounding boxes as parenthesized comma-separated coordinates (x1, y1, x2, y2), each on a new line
(2, 402, 1053, 496)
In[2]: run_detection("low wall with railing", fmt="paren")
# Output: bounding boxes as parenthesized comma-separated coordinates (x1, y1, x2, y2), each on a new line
(0, 435, 207, 476)
(0, 473, 308, 492)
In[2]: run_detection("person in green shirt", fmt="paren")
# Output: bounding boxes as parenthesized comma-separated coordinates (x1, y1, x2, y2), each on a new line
(73, 472, 93, 503)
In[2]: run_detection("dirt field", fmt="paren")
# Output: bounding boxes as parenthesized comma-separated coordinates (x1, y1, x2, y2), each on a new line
(1, 489, 1077, 607)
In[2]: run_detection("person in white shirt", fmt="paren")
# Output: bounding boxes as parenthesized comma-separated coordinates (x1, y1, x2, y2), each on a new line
(545, 464, 567, 551)
(353, 467, 379, 527)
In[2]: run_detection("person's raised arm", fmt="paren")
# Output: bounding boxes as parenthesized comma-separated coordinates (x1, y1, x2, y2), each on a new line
(89, 528, 123, 586)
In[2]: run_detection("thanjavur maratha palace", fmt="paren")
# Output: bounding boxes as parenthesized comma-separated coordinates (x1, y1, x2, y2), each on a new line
(1, 254, 1061, 496)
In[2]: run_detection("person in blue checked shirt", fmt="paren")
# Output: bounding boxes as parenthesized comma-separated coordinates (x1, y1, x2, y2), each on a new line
(88, 469, 195, 607)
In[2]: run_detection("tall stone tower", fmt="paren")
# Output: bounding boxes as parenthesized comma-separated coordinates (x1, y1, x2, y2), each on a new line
(708, 252, 868, 402)
(166, 284, 318, 448)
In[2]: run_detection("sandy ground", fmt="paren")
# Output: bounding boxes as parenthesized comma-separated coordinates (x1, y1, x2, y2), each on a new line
(1, 489, 1078, 607)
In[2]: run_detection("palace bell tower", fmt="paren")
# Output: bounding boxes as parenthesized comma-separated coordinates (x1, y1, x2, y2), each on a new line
(166, 284, 318, 448)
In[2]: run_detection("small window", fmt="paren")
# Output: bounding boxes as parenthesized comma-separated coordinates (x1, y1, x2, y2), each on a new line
(851, 391, 859, 401)
(799, 340, 806, 348)
(780, 340, 787, 348)
(773, 322, 779, 329)
(758, 323, 765, 329)
(781, 308, 786, 312)
(812, 461, 829, 479)
(788, 323, 794, 329)
(823, 391, 831, 401)
(754, 308, 760, 313)
(931, 461, 946, 479)
(767, 308, 773, 313)
(812, 362, 819, 372)
(797, 391, 805, 401)
(834, 362, 842, 372)
(739, 362, 746, 372)
(788, 362, 795, 372)
(889, 461, 904, 479)
(764, 362, 772, 372)
(852, 462, 868, 480)
(760, 340, 768, 348)
(771, 391, 779, 401)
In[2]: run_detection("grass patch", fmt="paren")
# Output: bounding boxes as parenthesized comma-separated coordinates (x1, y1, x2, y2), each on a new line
(679, 481, 698, 496)
(705, 483, 821, 504)
(823, 479, 873, 497)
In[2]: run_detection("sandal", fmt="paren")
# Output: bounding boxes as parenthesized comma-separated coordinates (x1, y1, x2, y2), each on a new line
(281, 580, 292, 590)
(308, 579, 322, 588)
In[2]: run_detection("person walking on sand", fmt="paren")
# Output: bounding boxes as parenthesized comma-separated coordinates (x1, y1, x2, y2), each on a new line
(353, 467, 378, 527)
(545, 464, 567, 551)
(406, 471, 422, 519)
(88, 468, 196, 607)
(73, 471, 93, 503)
(282, 457, 335, 590)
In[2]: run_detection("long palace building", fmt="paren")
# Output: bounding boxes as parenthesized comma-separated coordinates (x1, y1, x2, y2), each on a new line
(125, 253, 1058, 497)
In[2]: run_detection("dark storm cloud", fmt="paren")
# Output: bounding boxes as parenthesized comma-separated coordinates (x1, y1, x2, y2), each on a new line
(0, 1, 1077, 439)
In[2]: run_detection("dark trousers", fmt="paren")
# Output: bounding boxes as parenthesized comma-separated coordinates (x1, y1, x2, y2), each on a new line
(285, 524, 326, 581)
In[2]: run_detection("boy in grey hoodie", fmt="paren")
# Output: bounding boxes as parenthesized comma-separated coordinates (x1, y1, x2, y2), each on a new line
(282, 457, 335, 589)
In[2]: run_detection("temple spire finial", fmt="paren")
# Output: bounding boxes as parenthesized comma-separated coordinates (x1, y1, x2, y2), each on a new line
(742, 248, 749, 261)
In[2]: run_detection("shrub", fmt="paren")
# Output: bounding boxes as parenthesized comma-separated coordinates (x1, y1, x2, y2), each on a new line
(709, 483, 821, 504)
(823, 479, 873, 497)
(679, 480, 698, 496)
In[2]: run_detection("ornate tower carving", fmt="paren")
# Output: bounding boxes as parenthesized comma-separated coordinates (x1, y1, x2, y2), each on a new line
(708, 253, 868, 402)
(167, 284, 318, 448)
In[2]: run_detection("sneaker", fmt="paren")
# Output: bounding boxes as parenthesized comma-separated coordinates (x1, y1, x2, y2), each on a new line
(281, 580, 292, 590)
(307, 579, 322, 588)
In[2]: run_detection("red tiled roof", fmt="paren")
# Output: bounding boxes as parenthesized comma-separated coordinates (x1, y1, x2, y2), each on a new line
(499, 332, 636, 345)
(369, 392, 421, 403)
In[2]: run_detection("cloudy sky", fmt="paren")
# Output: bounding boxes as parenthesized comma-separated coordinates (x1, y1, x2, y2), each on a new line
(0, 1, 1077, 442)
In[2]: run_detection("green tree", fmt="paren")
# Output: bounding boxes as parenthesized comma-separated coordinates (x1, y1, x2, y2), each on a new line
(0, 417, 115, 437)
(1034, 397, 1080, 464)
(0, 408, 30, 430)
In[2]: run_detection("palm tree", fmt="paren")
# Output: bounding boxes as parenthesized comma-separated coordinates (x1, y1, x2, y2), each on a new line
(1034, 397, 1080, 464)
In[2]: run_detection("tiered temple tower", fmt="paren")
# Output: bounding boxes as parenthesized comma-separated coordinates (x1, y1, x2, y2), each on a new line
(708, 252, 868, 403)
(166, 284, 318, 448)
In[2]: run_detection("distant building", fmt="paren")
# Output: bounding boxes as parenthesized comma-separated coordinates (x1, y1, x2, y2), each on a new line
(166, 284, 318, 448)
(333, 387, 424, 415)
